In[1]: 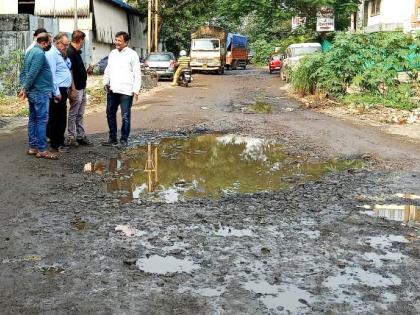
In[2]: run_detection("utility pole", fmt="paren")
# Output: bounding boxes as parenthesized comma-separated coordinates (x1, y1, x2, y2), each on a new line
(147, 0, 152, 54)
(154, 0, 159, 52)
(74, 0, 78, 30)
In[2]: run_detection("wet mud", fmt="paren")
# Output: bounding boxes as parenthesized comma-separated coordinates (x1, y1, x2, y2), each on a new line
(1, 68, 419, 314)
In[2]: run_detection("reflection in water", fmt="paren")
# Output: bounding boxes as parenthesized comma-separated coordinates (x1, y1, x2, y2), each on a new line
(101, 134, 363, 203)
(106, 157, 134, 203)
(364, 194, 420, 223)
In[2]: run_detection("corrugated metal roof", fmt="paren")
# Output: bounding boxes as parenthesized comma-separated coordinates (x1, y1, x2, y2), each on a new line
(35, 0, 90, 17)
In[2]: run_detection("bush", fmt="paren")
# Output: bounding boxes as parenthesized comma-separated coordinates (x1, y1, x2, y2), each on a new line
(290, 32, 420, 109)
(0, 50, 24, 97)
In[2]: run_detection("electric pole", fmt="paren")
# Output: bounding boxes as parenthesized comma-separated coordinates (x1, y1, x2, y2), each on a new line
(154, 0, 159, 52)
(74, 0, 78, 30)
(147, 0, 152, 54)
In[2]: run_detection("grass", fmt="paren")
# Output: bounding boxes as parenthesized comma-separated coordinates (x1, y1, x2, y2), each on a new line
(342, 92, 418, 111)
(0, 95, 27, 117)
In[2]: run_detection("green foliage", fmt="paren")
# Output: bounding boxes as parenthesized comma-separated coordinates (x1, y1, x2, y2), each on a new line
(128, 0, 361, 55)
(0, 50, 24, 96)
(291, 32, 420, 109)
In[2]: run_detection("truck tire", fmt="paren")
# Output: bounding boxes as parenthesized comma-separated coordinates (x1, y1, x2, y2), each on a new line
(231, 60, 237, 70)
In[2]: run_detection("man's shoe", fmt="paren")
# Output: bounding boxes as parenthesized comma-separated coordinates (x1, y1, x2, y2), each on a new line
(119, 140, 128, 148)
(77, 136, 93, 146)
(65, 137, 79, 147)
(58, 145, 70, 153)
(101, 139, 118, 147)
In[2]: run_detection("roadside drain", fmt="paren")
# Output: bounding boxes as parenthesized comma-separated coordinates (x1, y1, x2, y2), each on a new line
(87, 134, 363, 203)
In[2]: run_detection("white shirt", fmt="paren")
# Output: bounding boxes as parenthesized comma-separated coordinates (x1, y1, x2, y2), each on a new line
(103, 47, 141, 96)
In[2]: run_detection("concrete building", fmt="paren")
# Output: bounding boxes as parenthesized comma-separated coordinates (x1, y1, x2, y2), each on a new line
(352, 0, 420, 32)
(0, 0, 147, 64)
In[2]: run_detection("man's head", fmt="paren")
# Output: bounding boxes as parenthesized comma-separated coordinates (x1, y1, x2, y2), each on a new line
(33, 28, 47, 40)
(114, 31, 130, 51)
(37, 33, 52, 51)
(71, 30, 86, 51)
(54, 32, 70, 56)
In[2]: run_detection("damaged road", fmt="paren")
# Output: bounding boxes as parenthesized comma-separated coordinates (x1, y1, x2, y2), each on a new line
(1, 68, 419, 314)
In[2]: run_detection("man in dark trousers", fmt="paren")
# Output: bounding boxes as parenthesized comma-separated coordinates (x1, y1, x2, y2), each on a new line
(45, 32, 72, 153)
(102, 31, 141, 147)
(66, 30, 93, 146)
(19, 33, 58, 159)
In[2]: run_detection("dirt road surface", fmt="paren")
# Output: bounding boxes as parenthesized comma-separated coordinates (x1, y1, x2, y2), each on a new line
(1, 68, 419, 314)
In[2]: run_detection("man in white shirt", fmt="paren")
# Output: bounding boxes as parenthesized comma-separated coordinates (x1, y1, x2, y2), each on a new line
(102, 31, 141, 147)
(25, 28, 47, 55)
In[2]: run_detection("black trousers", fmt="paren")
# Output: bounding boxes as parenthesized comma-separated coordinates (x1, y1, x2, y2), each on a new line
(48, 87, 69, 150)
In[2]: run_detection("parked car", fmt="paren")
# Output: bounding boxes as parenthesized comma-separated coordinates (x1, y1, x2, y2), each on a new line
(281, 42, 322, 82)
(143, 52, 176, 80)
(268, 53, 283, 74)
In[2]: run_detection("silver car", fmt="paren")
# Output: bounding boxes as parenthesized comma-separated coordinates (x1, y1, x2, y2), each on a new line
(144, 52, 176, 80)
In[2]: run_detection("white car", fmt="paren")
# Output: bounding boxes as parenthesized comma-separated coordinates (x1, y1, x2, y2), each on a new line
(281, 43, 322, 82)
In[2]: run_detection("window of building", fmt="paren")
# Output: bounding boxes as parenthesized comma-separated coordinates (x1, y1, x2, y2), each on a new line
(371, 0, 381, 16)
(18, 0, 35, 14)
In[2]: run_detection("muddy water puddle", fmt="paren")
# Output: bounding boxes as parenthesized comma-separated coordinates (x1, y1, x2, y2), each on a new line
(88, 134, 362, 203)
(361, 193, 420, 224)
(136, 255, 200, 275)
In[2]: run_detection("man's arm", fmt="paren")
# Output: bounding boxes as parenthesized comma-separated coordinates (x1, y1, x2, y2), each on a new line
(45, 50, 60, 97)
(132, 51, 141, 98)
(103, 53, 111, 88)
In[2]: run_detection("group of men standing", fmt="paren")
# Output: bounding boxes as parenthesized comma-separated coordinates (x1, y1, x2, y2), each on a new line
(19, 28, 141, 159)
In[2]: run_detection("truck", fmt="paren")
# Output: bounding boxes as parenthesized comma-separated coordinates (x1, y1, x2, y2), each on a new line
(225, 33, 248, 70)
(190, 25, 227, 75)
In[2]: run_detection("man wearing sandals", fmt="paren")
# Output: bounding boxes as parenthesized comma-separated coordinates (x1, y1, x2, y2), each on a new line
(19, 33, 58, 160)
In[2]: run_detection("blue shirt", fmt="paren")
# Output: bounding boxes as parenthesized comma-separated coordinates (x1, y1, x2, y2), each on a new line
(20, 45, 53, 96)
(45, 45, 72, 96)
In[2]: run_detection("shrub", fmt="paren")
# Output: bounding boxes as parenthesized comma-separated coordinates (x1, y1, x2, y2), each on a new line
(291, 32, 420, 109)
(0, 50, 24, 97)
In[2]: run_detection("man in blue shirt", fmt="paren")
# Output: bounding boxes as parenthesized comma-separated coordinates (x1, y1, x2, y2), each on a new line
(46, 32, 72, 153)
(19, 33, 57, 159)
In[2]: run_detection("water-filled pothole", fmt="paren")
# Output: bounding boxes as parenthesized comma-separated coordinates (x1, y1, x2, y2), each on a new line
(136, 255, 200, 274)
(91, 134, 363, 203)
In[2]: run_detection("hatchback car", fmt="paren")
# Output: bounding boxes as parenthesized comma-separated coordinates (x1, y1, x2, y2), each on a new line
(268, 54, 283, 74)
(143, 52, 176, 80)
(281, 43, 322, 81)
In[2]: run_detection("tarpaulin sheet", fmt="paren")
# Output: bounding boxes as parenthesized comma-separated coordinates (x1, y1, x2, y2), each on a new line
(227, 33, 248, 50)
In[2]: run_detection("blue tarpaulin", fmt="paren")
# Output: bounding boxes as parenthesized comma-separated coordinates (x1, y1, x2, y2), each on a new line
(227, 33, 248, 50)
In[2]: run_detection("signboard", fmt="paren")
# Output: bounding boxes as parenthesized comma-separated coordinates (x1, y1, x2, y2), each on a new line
(292, 16, 306, 30)
(317, 7, 335, 32)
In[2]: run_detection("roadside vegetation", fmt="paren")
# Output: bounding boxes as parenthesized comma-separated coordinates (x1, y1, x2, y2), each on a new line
(0, 50, 26, 116)
(290, 32, 420, 110)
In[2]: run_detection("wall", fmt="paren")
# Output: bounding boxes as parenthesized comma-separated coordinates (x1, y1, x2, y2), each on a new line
(366, 0, 416, 32)
(128, 14, 147, 59)
(93, 0, 128, 44)
(91, 40, 112, 65)
(0, 1, 18, 14)
(0, 14, 59, 55)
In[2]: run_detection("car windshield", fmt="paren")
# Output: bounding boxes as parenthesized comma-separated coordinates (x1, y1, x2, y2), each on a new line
(192, 39, 220, 50)
(147, 54, 172, 61)
(288, 47, 321, 57)
(271, 55, 281, 61)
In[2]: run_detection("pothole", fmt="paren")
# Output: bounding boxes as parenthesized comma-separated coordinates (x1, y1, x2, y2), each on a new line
(136, 255, 200, 275)
(87, 134, 363, 203)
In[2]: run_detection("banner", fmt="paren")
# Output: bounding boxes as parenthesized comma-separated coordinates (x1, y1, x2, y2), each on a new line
(292, 16, 306, 30)
(317, 7, 335, 32)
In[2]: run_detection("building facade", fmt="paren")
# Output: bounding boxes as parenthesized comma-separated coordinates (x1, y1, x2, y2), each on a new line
(0, 0, 147, 65)
(353, 0, 420, 32)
